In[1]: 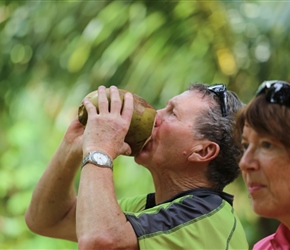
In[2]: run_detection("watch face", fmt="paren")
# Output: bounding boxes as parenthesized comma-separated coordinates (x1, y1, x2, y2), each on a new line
(83, 151, 113, 169)
(92, 152, 108, 165)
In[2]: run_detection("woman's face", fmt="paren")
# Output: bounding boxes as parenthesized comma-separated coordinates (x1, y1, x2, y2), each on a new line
(239, 123, 290, 222)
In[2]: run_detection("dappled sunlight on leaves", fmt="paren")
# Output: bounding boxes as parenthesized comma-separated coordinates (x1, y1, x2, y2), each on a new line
(1, 1, 290, 248)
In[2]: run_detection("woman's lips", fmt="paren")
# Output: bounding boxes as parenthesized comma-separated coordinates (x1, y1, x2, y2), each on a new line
(247, 183, 265, 195)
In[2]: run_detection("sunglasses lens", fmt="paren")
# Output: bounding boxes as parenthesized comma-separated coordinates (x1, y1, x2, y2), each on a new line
(256, 81, 290, 107)
(256, 80, 278, 96)
(207, 84, 228, 117)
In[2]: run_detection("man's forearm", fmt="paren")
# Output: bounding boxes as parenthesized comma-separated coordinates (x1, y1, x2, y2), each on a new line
(25, 140, 81, 240)
(76, 164, 138, 249)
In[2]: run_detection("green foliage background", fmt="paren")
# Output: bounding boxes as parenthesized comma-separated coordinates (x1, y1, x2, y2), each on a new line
(0, 1, 289, 249)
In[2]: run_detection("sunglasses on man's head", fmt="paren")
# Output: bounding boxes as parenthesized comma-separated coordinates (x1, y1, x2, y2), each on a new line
(207, 84, 228, 117)
(256, 80, 290, 108)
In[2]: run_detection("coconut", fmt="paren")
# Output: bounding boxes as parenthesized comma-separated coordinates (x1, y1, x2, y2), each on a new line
(78, 88, 157, 156)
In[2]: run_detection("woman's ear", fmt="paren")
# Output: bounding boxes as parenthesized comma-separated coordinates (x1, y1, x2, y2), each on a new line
(188, 141, 220, 163)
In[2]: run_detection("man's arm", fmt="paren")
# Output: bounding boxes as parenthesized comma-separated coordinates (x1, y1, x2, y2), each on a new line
(77, 165, 138, 249)
(25, 118, 84, 241)
(76, 86, 139, 249)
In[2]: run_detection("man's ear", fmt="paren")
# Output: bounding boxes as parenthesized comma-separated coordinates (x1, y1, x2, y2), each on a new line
(188, 141, 220, 163)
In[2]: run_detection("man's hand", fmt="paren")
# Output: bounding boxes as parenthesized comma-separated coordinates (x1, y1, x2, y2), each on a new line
(82, 85, 134, 160)
(62, 116, 85, 159)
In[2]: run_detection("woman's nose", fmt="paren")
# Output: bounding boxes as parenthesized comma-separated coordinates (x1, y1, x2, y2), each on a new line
(239, 149, 259, 171)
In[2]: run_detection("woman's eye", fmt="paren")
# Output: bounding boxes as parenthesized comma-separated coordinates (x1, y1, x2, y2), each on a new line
(261, 141, 272, 149)
(241, 142, 248, 151)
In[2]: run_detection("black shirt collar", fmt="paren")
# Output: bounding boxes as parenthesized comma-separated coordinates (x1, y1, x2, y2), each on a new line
(145, 187, 234, 209)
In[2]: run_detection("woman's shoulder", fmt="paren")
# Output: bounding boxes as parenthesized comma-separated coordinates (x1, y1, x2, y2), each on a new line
(253, 234, 275, 250)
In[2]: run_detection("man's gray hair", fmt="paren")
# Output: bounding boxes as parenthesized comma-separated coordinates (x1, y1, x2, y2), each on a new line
(188, 83, 244, 191)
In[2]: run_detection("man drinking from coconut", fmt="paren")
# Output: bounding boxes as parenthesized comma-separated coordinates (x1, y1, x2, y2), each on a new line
(25, 84, 248, 249)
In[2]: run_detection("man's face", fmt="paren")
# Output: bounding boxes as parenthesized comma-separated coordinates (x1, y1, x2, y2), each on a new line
(135, 90, 210, 170)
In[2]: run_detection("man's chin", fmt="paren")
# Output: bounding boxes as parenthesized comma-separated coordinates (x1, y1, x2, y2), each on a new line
(135, 149, 146, 161)
(134, 142, 151, 164)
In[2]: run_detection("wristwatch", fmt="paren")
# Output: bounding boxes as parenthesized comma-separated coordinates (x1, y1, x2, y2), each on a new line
(82, 151, 113, 170)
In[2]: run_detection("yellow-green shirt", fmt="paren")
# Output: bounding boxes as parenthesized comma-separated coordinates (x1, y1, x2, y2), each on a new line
(119, 188, 248, 250)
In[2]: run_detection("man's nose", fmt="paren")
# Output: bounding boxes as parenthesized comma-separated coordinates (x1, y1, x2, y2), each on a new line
(154, 110, 163, 127)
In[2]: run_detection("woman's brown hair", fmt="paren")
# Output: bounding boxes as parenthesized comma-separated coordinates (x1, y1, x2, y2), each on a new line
(235, 93, 290, 148)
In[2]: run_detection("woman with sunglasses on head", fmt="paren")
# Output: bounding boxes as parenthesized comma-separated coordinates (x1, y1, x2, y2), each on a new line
(235, 80, 290, 249)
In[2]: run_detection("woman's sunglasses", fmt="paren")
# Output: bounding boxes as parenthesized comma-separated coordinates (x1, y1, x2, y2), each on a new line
(207, 84, 228, 117)
(256, 80, 290, 107)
